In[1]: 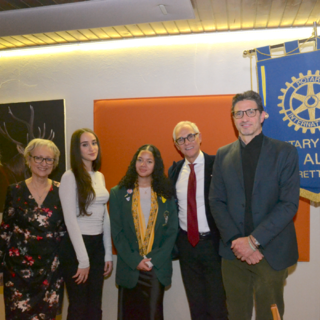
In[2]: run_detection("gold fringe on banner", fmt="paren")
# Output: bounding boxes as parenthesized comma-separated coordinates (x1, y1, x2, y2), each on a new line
(300, 188, 320, 203)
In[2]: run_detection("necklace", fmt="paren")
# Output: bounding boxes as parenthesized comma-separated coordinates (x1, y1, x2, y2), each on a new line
(29, 180, 50, 206)
(140, 186, 151, 195)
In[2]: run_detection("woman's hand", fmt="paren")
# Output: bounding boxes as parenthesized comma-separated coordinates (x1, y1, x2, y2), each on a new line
(103, 261, 113, 276)
(73, 267, 90, 284)
(137, 258, 152, 271)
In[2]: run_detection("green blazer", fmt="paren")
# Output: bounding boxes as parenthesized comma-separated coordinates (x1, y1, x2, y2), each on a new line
(109, 185, 178, 289)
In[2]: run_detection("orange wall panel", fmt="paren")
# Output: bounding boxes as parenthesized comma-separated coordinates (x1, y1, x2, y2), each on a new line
(94, 95, 310, 261)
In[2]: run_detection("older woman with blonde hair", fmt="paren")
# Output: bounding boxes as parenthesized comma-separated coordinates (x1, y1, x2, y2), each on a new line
(0, 138, 66, 320)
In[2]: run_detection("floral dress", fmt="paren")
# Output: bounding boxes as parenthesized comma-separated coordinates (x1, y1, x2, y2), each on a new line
(0, 181, 66, 320)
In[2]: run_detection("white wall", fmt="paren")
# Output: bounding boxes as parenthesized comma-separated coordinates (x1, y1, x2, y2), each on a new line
(0, 27, 319, 320)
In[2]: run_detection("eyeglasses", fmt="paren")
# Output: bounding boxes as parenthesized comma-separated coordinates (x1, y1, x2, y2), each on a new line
(30, 155, 55, 165)
(175, 133, 199, 145)
(232, 108, 260, 119)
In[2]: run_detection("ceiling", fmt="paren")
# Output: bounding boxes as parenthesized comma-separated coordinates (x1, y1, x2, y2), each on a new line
(0, 0, 88, 11)
(0, 0, 319, 51)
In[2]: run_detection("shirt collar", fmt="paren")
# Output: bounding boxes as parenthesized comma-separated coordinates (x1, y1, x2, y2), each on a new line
(185, 150, 204, 165)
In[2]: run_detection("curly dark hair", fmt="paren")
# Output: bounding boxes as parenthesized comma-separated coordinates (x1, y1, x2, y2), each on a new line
(118, 144, 174, 199)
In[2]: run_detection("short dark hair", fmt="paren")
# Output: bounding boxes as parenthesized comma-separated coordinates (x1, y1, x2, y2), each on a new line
(118, 144, 173, 199)
(232, 90, 264, 113)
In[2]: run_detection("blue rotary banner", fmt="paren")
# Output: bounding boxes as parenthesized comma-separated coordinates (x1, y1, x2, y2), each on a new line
(256, 37, 320, 202)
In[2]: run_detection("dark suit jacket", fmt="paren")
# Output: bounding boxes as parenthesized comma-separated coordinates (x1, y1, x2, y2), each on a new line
(109, 185, 178, 289)
(209, 136, 300, 271)
(168, 152, 220, 250)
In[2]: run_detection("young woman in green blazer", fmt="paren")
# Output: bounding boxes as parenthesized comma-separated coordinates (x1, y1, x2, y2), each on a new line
(110, 144, 178, 320)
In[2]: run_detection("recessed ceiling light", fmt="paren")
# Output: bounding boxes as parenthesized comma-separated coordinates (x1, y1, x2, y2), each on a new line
(0, 27, 315, 57)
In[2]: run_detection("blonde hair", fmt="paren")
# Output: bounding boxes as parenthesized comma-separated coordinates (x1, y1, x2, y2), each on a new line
(24, 139, 60, 169)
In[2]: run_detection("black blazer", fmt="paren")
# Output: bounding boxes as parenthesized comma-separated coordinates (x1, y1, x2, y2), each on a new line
(209, 136, 300, 271)
(168, 152, 220, 250)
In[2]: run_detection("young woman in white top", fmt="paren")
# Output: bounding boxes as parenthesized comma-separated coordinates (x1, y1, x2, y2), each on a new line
(59, 128, 112, 320)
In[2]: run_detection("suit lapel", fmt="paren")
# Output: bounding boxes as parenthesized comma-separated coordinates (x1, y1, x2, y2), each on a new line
(171, 160, 184, 185)
(122, 189, 136, 234)
(154, 197, 166, 233)
(203, 152, 214, 194)
(253, 136, 271, 192)
(230, 140, 244, 190)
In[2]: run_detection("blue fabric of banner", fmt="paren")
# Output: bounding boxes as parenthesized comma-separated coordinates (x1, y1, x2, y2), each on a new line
(285, 40, 300, 55)
(256, 43, 320, 196)
(256, 46, 271, 62)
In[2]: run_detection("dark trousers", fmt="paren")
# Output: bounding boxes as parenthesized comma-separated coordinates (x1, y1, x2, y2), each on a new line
(118, 269, 164, 320)
(60, 233, 105, 320)
(222, 258, 288, 320)
(177, 230, 228, 320)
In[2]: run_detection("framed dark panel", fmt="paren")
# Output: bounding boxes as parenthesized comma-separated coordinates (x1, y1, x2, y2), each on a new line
(0, 99, 66, 212)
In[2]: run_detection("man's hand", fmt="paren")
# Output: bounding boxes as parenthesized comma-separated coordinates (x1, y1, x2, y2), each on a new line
(245, 250, 264, 265)
(231, 237, 255, 260)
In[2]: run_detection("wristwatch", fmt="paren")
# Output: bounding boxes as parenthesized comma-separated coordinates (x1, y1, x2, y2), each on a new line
(251, 235, 260, 248)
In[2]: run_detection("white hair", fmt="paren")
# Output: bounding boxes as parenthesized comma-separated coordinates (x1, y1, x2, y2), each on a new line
(172, 121, 200, 141)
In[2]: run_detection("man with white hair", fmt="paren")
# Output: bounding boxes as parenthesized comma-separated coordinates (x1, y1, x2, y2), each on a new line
(168, 121, 227, 320)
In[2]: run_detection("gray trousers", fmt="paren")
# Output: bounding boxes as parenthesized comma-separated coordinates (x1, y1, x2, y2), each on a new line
(222, 258, 288, 320)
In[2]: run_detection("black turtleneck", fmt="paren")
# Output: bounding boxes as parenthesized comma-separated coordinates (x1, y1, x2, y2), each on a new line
(240, 132, 263, 236)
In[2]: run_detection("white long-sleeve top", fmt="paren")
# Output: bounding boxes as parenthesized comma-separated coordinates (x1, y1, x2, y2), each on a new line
(59, 169, 112, 268)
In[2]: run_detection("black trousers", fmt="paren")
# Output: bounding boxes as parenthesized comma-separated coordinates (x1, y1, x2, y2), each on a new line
(60, 233, 105, 320)
(177, 230, 228, 320)
(118, 269, 164, 320)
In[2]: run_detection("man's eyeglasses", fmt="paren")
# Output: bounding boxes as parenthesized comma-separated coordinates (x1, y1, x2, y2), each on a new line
(232, 108, 260, 119)
(30, 155, 55, 165)
(175, 133, 199, 145)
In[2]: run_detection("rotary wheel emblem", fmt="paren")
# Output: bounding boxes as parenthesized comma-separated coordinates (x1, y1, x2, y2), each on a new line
(278, 70, 320, 134)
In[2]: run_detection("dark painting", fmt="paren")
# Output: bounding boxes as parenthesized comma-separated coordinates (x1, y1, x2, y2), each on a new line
(0, 100, 66, 213)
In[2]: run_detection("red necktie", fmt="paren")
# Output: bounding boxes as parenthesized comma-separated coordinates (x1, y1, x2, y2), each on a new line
(187, 163, 199, 247)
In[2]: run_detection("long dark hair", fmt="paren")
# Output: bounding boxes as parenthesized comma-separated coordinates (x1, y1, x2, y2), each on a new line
(118, 144, 173, 199)
(70, 128, 102, 216)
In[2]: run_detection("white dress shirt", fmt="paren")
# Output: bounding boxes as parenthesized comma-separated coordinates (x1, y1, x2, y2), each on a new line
(175, 151, 210, 233)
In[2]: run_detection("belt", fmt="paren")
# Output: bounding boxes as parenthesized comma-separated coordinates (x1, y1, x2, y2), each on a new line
(180, 228, 211, 240)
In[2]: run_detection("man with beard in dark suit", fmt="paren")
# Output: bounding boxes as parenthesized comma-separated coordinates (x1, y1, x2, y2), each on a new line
(209, 91, 300, 320)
